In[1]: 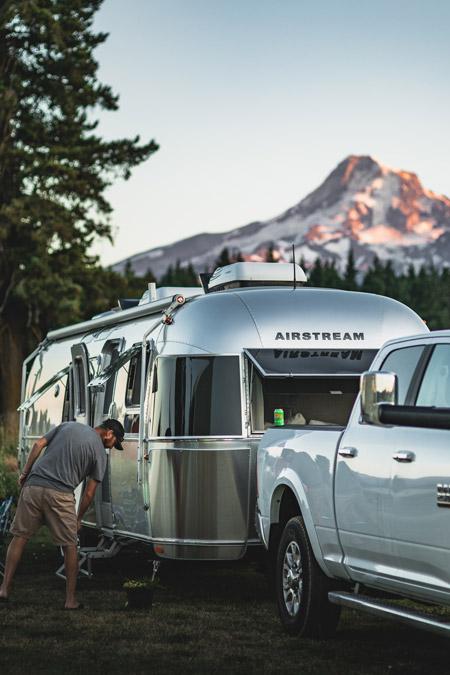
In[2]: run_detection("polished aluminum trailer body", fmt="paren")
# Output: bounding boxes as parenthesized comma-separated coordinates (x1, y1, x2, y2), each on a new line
(18, 268, 427, 560)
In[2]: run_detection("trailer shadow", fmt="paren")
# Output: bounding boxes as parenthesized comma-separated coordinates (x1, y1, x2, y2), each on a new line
(85, 540, 272, 605)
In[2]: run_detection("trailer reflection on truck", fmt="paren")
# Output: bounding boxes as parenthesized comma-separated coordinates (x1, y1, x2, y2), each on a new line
(18, 262, 427, 568)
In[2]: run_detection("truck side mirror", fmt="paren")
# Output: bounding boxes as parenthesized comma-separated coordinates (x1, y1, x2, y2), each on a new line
(360, 371, 398, 425)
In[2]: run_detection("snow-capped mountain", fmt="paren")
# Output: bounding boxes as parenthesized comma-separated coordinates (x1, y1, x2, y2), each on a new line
(111, 155, 450, 278)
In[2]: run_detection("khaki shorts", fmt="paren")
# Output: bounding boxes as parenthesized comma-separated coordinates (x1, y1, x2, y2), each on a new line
(10, 485, 77, 547)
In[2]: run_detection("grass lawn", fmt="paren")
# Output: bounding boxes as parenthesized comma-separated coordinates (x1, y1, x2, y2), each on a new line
(1, 528, 450, 675)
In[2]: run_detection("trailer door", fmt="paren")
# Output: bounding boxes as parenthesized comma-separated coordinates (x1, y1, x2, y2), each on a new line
(107, 346, 148, 536)
(87, 343, 149, 535)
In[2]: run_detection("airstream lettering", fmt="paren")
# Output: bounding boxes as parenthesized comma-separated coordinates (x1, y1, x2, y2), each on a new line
(275, 332, 365, 341)
(18, 263, 427, 563)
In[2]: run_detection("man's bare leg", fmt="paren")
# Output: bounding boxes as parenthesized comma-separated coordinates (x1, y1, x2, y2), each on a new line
(62, 545, 81, 609)
(0, 536, 29, 599)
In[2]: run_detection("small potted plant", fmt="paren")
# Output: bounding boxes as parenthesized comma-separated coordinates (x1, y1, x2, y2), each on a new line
(123, 575, 161, 609)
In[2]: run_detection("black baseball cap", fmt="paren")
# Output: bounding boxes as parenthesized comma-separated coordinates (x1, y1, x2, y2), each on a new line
(102, 419, 125, 450)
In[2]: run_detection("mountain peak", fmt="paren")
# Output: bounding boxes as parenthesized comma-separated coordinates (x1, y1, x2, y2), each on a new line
(340, 154, 387, 184)
(296, 155, 383, 215)
(112, 156, 450, 278)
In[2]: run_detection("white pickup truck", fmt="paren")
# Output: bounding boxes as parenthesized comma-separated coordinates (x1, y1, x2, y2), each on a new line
(256, 329, 450, 639)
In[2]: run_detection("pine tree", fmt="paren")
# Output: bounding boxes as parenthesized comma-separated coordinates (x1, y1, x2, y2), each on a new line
(0, 0, 158, 429)
(307, 258, 324, 287)
(343, 248, 358, 291)
(159, 260, 199, 287)
(215, 247, 232, 268)
(360, 256, 387, 295)
(321, 259, 342, 288)
(265, 243, 276, 262)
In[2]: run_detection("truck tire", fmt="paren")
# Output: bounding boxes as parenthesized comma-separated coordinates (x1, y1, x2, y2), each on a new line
(275, 516, 341, 638)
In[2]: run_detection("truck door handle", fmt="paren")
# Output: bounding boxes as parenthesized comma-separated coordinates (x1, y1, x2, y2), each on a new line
(393, 451, 415, 462)
(338, 447, 357, 458)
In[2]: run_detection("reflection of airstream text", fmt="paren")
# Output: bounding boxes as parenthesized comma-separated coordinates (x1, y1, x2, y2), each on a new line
(18, 262, 427, 562)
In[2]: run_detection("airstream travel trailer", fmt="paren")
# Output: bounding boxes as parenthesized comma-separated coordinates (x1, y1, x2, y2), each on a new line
(18, 262, 427, 564)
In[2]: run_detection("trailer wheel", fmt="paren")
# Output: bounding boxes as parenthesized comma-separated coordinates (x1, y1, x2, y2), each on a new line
(275, 516, 341, 638)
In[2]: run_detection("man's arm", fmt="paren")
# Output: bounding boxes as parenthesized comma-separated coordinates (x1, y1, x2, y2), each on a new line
(76, 478, 100, 531)
(19, 436, 47, 487)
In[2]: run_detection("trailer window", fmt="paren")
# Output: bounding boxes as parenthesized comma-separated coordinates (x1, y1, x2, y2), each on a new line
(25, 375, 69, 436)
(125, 354, 142, 407)
(249, 366, 359, 431)
(245, 348, 378, 376)
(63, 370, 74, 422)
(104, 354, 143, 432)
(103, 346, 120, 414)
(151, 356, 242, 437)
(74, 357, 86, 415)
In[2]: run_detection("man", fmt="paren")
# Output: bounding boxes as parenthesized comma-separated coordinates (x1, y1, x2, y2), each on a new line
(0, 418, 124, 610)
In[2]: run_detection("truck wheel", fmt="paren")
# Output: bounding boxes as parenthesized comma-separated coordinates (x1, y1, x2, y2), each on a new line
(275, 516, 341, 638)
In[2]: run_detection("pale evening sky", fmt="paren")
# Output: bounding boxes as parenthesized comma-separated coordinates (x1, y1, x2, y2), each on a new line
(90, 0, 450, 267)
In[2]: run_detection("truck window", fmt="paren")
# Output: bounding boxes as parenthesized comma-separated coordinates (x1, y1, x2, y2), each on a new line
(381, 345, 425, 404)
(415, 344, 450, 407)
(249, 366, 359, 430)
(151, 356, 242, 437)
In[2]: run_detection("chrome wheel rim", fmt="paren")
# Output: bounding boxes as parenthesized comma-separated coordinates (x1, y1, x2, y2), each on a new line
(282, 540, 302, 616)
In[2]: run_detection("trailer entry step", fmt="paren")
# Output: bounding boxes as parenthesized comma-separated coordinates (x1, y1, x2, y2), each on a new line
(56, 535, 128, 580)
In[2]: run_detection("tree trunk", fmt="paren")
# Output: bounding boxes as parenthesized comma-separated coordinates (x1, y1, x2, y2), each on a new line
(0, 312, 30, 437)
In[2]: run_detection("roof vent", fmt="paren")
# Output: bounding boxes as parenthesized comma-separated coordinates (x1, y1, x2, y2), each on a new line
(208, 262, 307, 292)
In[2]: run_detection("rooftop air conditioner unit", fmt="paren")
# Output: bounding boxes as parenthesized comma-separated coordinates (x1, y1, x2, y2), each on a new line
(208, 262, 307, 292)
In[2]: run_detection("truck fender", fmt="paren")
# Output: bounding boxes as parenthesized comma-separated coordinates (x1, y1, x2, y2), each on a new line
(269, 469, 332, 579)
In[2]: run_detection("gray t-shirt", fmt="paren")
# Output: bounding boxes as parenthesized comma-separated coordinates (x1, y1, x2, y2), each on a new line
(26, 422, 107, 493)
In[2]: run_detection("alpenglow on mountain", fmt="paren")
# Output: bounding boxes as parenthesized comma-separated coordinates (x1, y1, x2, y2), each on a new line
(112, 155, 450, 278)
